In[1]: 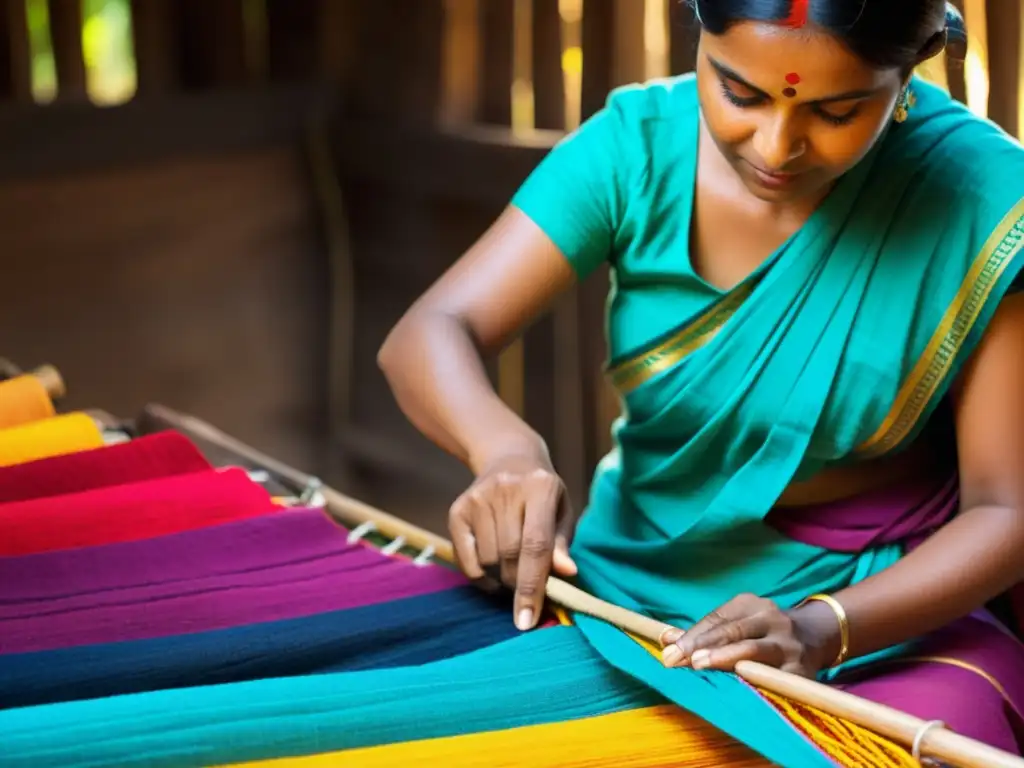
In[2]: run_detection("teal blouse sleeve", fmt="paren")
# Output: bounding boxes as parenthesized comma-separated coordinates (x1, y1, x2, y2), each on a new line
(511, 89, 646, 280)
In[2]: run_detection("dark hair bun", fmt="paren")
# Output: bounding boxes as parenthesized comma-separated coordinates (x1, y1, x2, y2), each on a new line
(692, 1, 966, 72)
(943, 2, 967, 62)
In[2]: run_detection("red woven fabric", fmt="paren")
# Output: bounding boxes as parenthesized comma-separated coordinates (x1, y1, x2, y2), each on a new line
(0, 432, 211, 505)
(0, 468, 276, 555)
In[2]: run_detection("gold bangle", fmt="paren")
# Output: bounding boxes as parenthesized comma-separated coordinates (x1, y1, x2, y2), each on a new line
(800, 593, 850, 668)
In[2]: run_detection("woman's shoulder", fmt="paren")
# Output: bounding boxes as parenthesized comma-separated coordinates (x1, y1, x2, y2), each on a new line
(875, 79, 1023, 267)
(871, 79, 1024, 336)
(601, 72, 701, 124)
(884, 78, 1024, 198)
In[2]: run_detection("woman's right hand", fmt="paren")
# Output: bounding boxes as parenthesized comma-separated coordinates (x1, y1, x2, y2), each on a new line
(448, 453, 579, 632)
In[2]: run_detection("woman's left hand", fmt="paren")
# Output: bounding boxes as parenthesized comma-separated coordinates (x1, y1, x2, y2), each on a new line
(659, 593, 842, 679)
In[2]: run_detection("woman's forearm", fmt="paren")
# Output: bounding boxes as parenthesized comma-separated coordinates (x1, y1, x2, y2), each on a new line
(378, 309, 548, 475)
(802, 504, 1024, 663)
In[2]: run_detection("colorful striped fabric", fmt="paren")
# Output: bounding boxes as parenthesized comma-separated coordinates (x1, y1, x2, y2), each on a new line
(0, 385, 924, 768)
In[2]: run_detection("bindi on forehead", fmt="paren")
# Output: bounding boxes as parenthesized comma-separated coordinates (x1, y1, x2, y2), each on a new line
(782, 72, 800, 98)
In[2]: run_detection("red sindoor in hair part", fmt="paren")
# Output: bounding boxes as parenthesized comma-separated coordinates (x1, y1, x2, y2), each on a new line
(785, 0, 810, 27)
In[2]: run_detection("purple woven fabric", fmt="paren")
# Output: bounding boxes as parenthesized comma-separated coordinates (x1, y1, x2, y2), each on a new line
(0, 506, 467, 654)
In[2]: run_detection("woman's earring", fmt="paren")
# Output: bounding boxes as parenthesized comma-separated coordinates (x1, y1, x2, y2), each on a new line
(894, 86, 915, 123)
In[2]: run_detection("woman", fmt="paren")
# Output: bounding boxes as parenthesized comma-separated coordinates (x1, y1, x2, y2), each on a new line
(379, 0, 1024, 755)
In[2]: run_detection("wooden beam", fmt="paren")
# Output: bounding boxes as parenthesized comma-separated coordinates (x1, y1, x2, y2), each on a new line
(0, 85, 335, 182)
(0, 0, 32, 101)
(47, 0, 87, 100)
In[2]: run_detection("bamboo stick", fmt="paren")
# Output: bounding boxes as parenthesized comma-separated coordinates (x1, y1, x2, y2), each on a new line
(31, 365, 65, 399)
(138, 403, 1024, 768)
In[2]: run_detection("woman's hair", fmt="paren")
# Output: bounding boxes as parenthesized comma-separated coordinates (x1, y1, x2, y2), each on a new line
(689, 1, 967, 70)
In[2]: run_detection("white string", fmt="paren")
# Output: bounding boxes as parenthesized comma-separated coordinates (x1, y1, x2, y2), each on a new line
(413, 544, 436, 566)
(381, 536, 406, 556)
(347, 520, 377, 544)
(911, 720, 945, 764)
(299, 477, 323, 504)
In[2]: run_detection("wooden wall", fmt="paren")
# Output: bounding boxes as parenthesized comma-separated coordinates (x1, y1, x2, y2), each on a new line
(0, 0, 1021, 531)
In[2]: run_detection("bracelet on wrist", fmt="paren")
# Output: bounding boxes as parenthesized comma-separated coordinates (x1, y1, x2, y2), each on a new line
(798, 593, 850, 668)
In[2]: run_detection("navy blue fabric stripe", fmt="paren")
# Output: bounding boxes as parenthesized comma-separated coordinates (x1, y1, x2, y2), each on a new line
(0, 626, 662, 768)
(0, 585, 519, 709)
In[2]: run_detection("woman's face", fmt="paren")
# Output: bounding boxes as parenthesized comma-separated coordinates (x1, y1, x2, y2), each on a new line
(696, 21, 906, 203)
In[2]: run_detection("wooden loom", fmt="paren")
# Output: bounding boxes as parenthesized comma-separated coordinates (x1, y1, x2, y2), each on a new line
(121, 400, 1023, 768)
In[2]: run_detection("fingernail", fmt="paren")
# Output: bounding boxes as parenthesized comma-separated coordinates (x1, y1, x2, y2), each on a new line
(516, 609, 533, 631)
(661, 644, 683, 666)
(691, 649, 711, 669)
(660, 628, 683, 645)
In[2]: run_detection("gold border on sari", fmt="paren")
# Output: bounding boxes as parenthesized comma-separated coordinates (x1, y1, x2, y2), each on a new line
(855, 199, 1024, 459)
(607, 282, 756, 395)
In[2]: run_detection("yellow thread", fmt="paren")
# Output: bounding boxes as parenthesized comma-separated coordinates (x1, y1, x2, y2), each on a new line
(761, 691, 917, 768)
(552, 606, 573, 626)
(857, 198, 1024, 457)
(230, 704, 775, 767)
(608, 616, 914, 768)
(0, 412, 105, 467)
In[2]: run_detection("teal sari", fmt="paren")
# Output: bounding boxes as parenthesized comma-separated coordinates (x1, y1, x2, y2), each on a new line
(513, 73, 1024, 752)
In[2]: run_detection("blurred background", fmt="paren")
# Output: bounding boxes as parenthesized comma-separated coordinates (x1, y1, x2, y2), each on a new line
(1, 0, 1020, 532)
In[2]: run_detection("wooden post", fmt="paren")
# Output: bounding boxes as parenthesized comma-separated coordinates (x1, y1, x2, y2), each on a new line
(524, 0, 587, 503)
(47, 0, 87, 100)
(575, 0, 617, 477)
(266, 0, 319, 81)
(131, 0, 180, 94)
(0, 0, 32, 101)
(477, 0, 524, 416)
(317, 0, 358, 86)
(613, 0, 645, 85)
(347, 0, 445, 122)
(669, 0, 699, 74)
(176, 0, 251, 89)
(531, 0, 564, 130)
(580, 0, 614, 120)
(985, 0, 1020, 137)
(478, 0, 515, 125)
(440, 0, 480, 124)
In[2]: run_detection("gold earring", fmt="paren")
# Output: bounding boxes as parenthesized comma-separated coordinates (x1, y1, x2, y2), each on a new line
(894, 86, 916, 123)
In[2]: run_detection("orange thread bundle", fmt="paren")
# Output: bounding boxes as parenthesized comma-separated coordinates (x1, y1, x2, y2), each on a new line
(0, 374, 56, 430)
